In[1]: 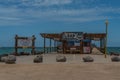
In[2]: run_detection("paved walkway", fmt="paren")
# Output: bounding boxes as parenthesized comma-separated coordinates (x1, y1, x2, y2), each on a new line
(16, 53, 113, 64)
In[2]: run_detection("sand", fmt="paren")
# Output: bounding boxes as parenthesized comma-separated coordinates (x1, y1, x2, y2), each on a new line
(0, 53, 120, 80)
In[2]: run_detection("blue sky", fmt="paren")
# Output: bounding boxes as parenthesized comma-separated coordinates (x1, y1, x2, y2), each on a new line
(0, 0, 120, 47)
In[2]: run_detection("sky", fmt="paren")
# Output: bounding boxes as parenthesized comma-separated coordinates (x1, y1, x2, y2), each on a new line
(0, 0, 120, 47)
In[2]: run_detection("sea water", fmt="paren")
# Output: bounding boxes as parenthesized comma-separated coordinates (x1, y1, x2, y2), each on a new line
(0, 47, 120, 55)
(107, 47, 120, 53)
(0, 47, 58, 55)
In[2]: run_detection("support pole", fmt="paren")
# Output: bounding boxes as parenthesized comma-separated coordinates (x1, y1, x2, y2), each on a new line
(32, 35, 36, 55)
(80, 40, 83, 54)
(54, 40, 56, 52)
(44, 37, 46, 53)
(50, 38, 52, 53)
(62, 41, 65, 54)
(105, 20, 109, 58)
(100, 38, 102, 49)
(15, 35, 18, 55)
(56, 40, 58, 53)
(100, 38, 103, 52)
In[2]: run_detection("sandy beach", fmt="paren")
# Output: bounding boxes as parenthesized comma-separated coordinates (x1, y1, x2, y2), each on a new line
(0, 53, 120, 80)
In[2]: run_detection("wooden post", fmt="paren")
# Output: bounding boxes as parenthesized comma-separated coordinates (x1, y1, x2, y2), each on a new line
(104, 37, 106, 54)
(80, 40, 83, 54)
(62, 41, 65, 54)
(15, 35, 18, 55)
(90, 40, 92, 53)
(54, 40, 56, 52)
(44, 37, 46, 53)
(50, 38, 52, 53)
(100, 38, 104, 53)
(100, 38, 102, 49)
(100, 38, 102, 52)
(32, 35, 36, 55)
(56, 40, 58, 53)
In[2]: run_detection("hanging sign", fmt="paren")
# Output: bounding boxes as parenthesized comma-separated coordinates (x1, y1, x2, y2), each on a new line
(62, 32, 83, 41)
(18, 38, 32, 47)
(83, 47, 90, 53)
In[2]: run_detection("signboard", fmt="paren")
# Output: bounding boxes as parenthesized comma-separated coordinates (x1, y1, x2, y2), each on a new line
(83, 47, 90, 53)
(62, 32, 83, 41)
(18, 38, 32, 47)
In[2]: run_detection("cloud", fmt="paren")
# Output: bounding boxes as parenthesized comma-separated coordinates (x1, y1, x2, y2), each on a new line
(0, 0, 73, 9)
(0, 7, 120, 25)
(0, 0, 120, 25)
(0, 0, 100, 7)
(0, 17, 21, 21)
(17, 0, 73, 7)
(34, 0, 73, 6)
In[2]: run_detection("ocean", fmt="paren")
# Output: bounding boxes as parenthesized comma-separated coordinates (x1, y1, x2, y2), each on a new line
(0, 47, 57, 55)
(0, 47, 120, 55)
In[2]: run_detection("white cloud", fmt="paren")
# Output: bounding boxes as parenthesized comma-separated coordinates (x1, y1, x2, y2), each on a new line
(0, 7, 119, 25)
(21, 0, 73, 6)
(0, 0, 120, 25)
(0, 17, 21, 21)
(56, 16, 109, 22)
(39, 0, 73, 5)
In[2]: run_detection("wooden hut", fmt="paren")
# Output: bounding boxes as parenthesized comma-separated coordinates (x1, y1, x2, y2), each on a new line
(40, 32, 106, 54)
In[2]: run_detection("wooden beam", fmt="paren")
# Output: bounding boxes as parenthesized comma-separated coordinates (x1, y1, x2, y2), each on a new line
(40, 33, 61, 39)
(84, 33, 106, 39)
